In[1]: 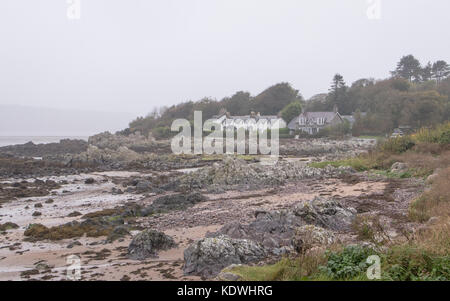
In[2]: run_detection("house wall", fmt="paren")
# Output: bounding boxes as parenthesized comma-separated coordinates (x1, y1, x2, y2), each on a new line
(294, 113, 343, 135)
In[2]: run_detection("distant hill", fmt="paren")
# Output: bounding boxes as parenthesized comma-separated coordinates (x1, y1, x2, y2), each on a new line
(0, 105, 135, 136)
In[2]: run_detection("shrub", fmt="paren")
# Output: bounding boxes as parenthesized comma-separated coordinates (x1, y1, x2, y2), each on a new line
(317, 120, 351, 138)
(319, 245, 377, 280)
(409, 167, 450, 222)
(281, 101, 302, 124)
(383, 245, 450, 281)
(414, 122, 450, 145)
(152, 126, 173, 139)
(379, 136, 416, 154)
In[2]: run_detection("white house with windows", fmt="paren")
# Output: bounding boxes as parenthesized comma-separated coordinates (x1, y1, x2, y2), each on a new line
(288, 110, 344, 135)
(211, 112, 286, 132)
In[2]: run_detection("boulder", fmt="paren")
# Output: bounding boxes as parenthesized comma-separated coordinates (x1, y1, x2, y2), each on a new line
(183, 235, 266, 278)
(209, 197, 355, 253)
(209, 210, 302, 251)
(140, 192, 207, 216)
(425, 168, 441, 185)
(66, 241, 82, 249)
(293, 197, 356, 231)
(292, 225, 337, 253)
(0, 222, 19, 231)
(107, 226, 130, 242)
(136, 180, 151, 192)
(84, 178, 95, 184)
(128, 230, 176, 260)
(391, 162, 409, 173)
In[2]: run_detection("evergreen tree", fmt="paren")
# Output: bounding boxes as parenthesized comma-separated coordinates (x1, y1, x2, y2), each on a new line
(391, 55, 422, 82)
(421, 62, 433, 82)
(432, 60, 450, 83)
(328, 74, 349, 114)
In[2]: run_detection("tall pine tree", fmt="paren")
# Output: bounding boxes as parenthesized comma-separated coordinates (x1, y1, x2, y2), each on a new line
(391, 55, 422, 82)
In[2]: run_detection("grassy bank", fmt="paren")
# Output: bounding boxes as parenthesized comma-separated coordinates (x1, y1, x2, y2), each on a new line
(231, 122, 450, 281)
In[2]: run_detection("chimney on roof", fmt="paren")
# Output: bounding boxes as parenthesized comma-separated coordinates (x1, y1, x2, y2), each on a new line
(256, 112, 261, 117)
(250, 111, 255, 118)
(333, 105, 338, 113)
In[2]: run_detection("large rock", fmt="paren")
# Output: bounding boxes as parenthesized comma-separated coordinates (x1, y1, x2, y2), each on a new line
(140, 192, 207, 216)
(425, 168, 441, 185)
(128, 230, 176, 260)
(293, 197, 356, 231)
(0, 139, 88, 157)
(391, 162, 409, 173)
(209, 210, 302, 251)
(88, 131, 155, 150)
(183, 235, 266, 278)
(209, 197, 355, 254)
(279, 138, 376, 157)
(178, 157, 351, 191)
(292, 225, 337, 253)
(136, 180, 152, 192)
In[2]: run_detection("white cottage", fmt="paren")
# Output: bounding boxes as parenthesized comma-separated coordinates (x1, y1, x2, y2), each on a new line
(211, 112, 286, 132)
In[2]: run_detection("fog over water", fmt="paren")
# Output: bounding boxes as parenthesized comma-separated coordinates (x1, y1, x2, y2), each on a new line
(0, 1, 449, 136)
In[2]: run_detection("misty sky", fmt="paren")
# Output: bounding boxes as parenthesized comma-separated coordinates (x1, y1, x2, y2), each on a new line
(0, 0, 449, 116)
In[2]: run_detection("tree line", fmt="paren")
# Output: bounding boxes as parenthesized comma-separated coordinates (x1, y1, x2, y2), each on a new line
(126, 55, 450, 139)
(127, 83, 303, 138)
(306, 55, 450, 136)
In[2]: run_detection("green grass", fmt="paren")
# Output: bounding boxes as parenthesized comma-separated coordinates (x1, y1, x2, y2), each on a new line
(227, 254, 328, 281)
(227, 244, 450, 281)
(309, 160, 430, 180)
(370, 170, 412, 179)
(308, 157, 372, 172)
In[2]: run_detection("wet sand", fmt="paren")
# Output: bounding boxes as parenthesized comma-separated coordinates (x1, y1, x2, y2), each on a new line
(1, 166, 413, 281)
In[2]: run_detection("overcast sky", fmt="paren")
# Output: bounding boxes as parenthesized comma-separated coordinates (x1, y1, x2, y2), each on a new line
(0, 0, 449, 116)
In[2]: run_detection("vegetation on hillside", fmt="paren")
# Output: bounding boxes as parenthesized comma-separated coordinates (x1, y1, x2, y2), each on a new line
(306, 56, 450, 136)
(128, 83, 303, 138)
(125, 55, 449, 140)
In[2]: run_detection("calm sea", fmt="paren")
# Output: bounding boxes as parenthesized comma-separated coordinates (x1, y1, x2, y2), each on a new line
(0, 136, 89, 147)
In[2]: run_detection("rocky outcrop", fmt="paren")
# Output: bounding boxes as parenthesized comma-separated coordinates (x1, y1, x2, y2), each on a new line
(425, 168, 441, 185)
(280, 138, 376, 157)
(140, 192, 207, 216)
(208, 197, 355, 255)
(178, 157, 353, 191)
(293, 197, 356, 231)
(292, 225, 337, 253)
(128, 230, 176, 260)
(88, 132, 155, 150)
(390, 162, 409, 173)
(183, 235, 266, 278)
(209, 210, 302, 253)
(50, 148, 208, 171)
(0, 139, 88, 157)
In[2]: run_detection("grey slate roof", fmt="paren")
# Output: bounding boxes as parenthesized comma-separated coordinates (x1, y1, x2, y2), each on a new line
(301, 112, 338, 122)
(288, 111, 342, 130)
